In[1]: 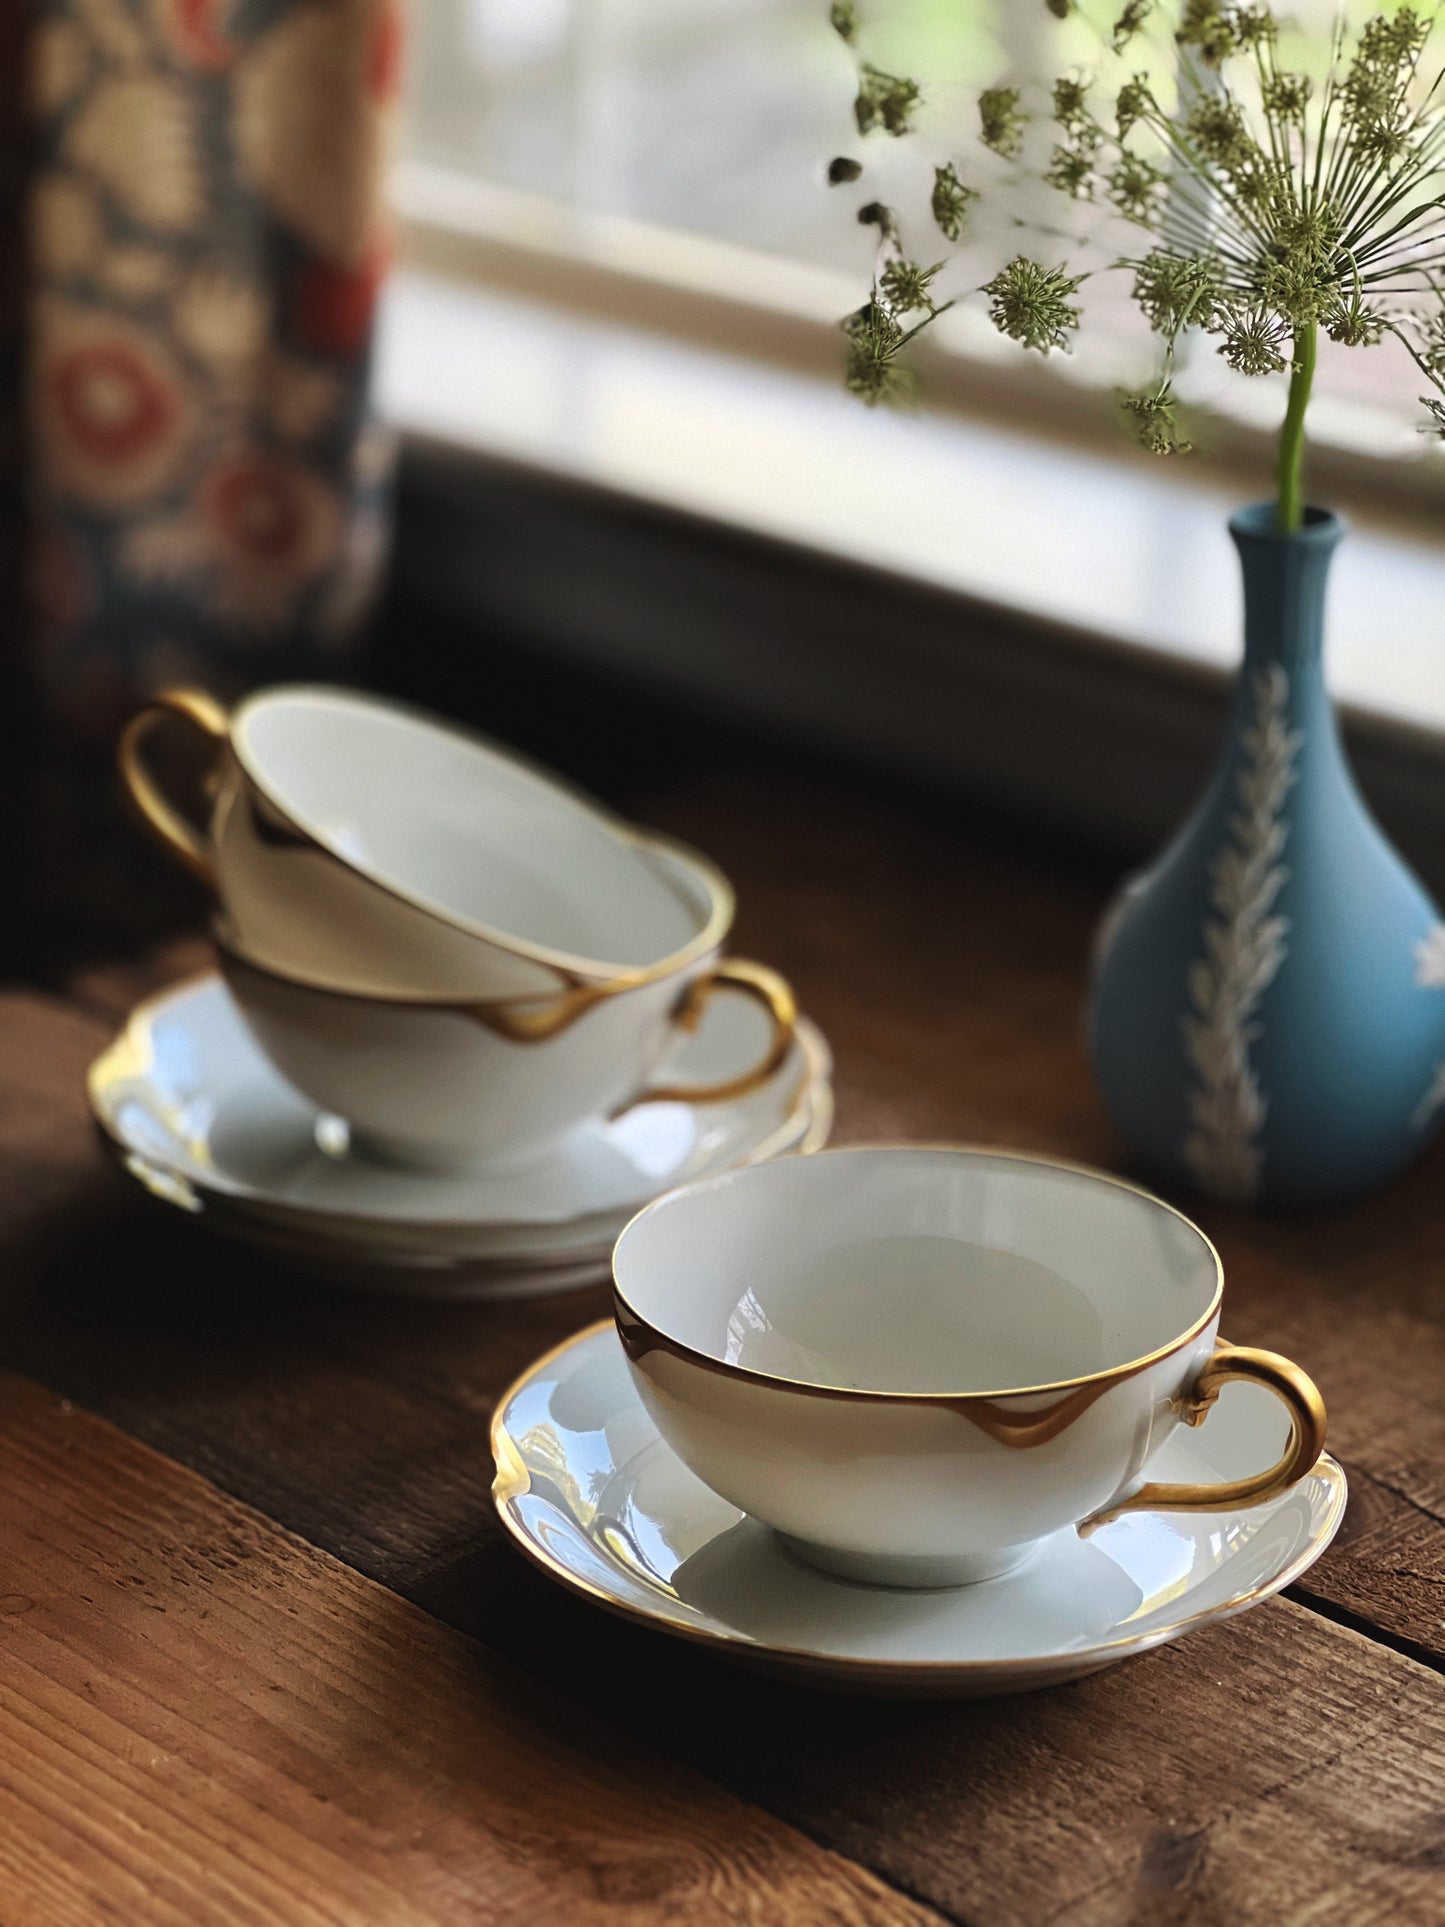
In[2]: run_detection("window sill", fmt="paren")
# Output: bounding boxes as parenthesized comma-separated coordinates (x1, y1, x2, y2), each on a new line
(376, 259, 1445, 888)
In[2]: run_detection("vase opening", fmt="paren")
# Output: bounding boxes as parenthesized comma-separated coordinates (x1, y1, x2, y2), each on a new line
(1229, 501, 1343, 546)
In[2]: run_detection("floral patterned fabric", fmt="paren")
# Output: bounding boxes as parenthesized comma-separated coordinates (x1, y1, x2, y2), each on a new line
(28, 0, 401, 740)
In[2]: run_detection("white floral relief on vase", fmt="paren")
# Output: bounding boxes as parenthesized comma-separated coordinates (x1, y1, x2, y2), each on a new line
(1181, 665, 1303, 1204)
(1411, 926, 1445, 1132)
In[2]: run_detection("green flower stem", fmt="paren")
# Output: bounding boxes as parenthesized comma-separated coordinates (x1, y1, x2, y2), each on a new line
(1276, 321, 1317, 534)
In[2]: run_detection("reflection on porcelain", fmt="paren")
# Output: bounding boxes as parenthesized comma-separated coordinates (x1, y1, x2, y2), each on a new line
(491, 1322, 1347, 1697)
(611, 1147, 1327, 1588)
(119, 684, 731, 999)
(88, 972, 832, 1298)
(215, 838, 794, 1169)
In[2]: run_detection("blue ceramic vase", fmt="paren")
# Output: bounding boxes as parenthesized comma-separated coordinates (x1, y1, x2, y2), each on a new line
(1090, 503, 1445, 1208)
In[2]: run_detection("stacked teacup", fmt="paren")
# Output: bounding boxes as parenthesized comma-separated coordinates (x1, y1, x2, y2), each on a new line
(114, 685, 811, 1277)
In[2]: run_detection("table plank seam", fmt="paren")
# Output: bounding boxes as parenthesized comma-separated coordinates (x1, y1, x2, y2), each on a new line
(1349, 1460, 1445, 1534)
(1025, 1607, 1444, 1926)
(1286, 1582, 1445, 1681)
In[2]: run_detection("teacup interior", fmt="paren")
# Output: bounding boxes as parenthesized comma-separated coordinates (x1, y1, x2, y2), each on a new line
(614, 1149, 1220, 1395)
(236, 691, 705, 967)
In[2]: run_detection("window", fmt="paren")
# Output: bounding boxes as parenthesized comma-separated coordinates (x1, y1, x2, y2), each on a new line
(397, 1, 1425, 444)
(383, 3, 1445, 762)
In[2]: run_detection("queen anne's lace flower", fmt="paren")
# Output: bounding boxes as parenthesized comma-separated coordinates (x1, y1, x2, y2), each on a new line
(832, 1, 1445, 458)
(979, 86, 1027, 159)
(930, 163, 977, 242)
(983, 256, 1084, 354)
(1220, 309, 1289, 376)
(1121, 383, 1192, 454)
(854, 64, 921, 137)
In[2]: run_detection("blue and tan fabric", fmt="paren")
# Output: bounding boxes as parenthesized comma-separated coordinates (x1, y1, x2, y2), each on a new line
(27, 0, 401, 739)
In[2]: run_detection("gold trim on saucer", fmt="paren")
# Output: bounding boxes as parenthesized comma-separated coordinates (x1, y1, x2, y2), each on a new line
(488, 1321, 1349, 1690)
(611, 1143, 1226, 1410)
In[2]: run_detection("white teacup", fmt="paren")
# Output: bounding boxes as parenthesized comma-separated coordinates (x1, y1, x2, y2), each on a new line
(216, 838, 797, 1170)
(120, 685, 709, 999)
(612, 1145, 1327, 1588)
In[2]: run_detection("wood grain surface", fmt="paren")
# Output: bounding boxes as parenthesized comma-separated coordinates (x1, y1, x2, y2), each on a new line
(0, 1370, 941, 1925)
(6, 759, 1445, 1923)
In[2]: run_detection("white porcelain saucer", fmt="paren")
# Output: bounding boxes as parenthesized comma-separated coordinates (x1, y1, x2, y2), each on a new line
(89, 974, 832, 1297)
(492, 1322, 1347, 1696)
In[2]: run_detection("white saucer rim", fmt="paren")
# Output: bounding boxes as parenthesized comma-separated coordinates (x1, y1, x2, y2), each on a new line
(99, 1078, 830, 1275)
(491, 1319, 1349, 1685)
(98, 1070, 830, 1260)
(187, 1075, 828, 1243)
(88, 969, 833, 1237)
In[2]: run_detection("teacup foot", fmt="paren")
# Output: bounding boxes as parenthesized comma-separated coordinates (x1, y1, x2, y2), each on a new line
(774, 1533, 1041, 1591)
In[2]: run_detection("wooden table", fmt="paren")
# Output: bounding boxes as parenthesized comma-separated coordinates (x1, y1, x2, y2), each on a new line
(5, 750, 1445, 1924)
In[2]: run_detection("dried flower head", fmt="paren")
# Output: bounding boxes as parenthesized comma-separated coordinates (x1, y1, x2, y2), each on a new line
(829, 1, 857, 45)
(1325, 289, 1386, 349)
(983, 256, 1085, 353)
(1230, 6, 1276, 50)
(1115, 74, 1153, 135)
(979, 85, 1028, 159)
(1186, 94, 1255, 172)
(879, 256, 945, 316)
(1121, 383, 1193, 453)
(1132, 251, 1221, 336)
(856, 200, 899, 240)
(1046, 140, 1100, 199)
(1261, 71, 1311, 125)
(841, 300, 913, 404)
(1107, 149, 1167, 222)
(1112, 1, 1152, 52)
(931, 162, 978, 243)
(832, 1, 1445, 487)
(1053, 76, 1092, 131)
(1219, 308, 1289, 376)
(1414, 306, 1445, 379)
(855, 64, 921, 137)
(1176, 0, 1238, 66)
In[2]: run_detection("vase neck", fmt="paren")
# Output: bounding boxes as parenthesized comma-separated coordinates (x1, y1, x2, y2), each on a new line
(1230, 501, 1342, 675)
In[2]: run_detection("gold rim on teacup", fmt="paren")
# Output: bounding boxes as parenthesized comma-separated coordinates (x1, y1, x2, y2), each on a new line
(213, 909, 800, 1116)
(613, 1144, 1224, 1403)
(119, 686, 735, 988)
(611, 1144, 1327, 1532)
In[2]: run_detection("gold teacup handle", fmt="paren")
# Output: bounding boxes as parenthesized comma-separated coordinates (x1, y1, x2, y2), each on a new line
(1080, 1339, 1327, 1534)
(634, 959, 798, 1107)
(118, 687, 231, 887)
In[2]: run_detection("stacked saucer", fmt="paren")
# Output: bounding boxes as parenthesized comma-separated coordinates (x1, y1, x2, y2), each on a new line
(91, 973, 830, 1297)
(96, 686, 832, 1294)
